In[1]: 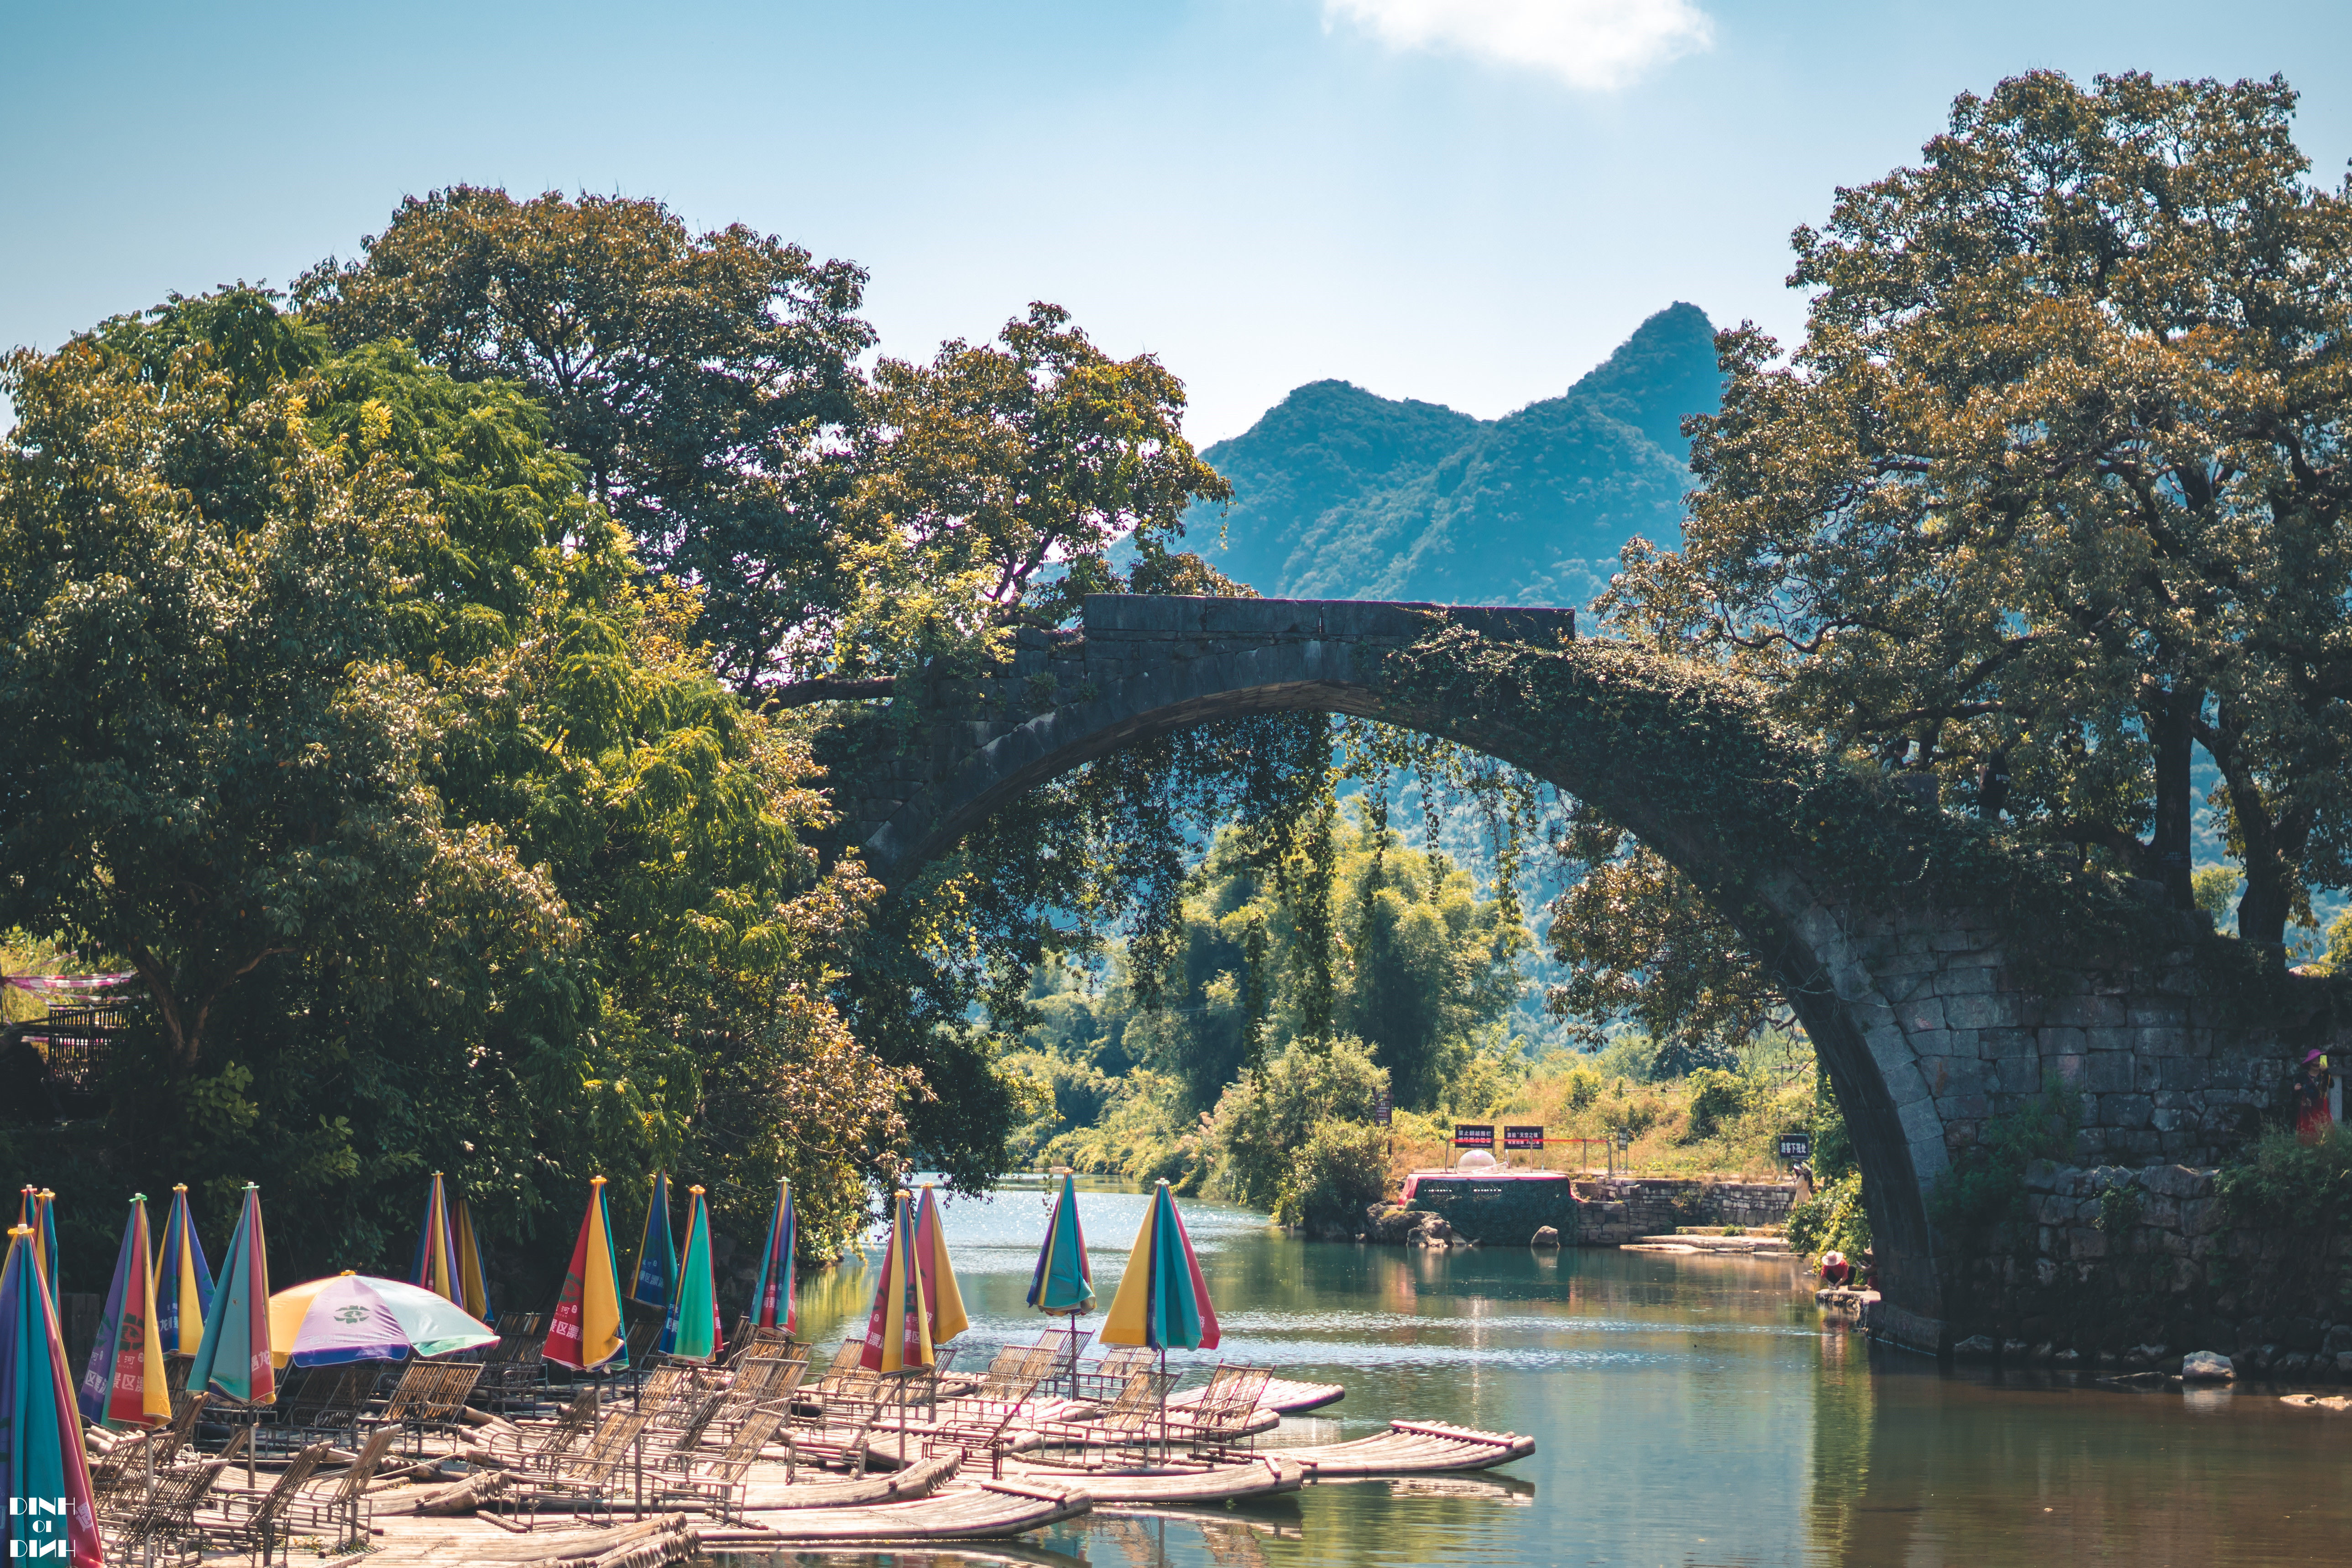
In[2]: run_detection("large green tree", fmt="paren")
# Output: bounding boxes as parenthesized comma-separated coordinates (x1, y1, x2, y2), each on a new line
(1605, 71, 2352, 955)
(295, 188, 874, 696)
(1, 289, 903, 1283)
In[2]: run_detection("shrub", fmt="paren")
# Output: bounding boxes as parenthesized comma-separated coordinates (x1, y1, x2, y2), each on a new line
(1207, 1035, 1389, 1211)
(1788, 1170, 1871, 1262)
(1683, 1068, 1752, 1141)
(1563, 1066, 1602, 1111)
(2216, 1124, 2352, 1226)
(1273, 1119, 1390, 1237)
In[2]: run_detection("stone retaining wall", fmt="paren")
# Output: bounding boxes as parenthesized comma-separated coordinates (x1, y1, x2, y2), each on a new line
(1568, 1178, 1797, 1245)
(1938, 1159, 2352, 1371)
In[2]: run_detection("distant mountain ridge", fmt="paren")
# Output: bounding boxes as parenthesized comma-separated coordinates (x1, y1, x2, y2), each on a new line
(1195, 303, 1723, 607)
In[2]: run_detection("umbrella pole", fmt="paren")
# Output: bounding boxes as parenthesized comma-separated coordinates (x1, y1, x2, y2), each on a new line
(1156, 1347, 1167, 1465)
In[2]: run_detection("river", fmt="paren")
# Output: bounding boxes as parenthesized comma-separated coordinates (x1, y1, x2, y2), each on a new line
(714, 1176, 2351, 1567)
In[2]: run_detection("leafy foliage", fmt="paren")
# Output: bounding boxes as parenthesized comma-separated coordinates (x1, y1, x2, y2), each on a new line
(2215, 1124, 2352, 1225)
(1788, 1171, 1872, 1263)
(1605, 71, 2352, 951)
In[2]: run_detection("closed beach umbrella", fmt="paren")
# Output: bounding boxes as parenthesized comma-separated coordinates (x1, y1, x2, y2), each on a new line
(187, 1184, 274, 1405)
(545, 1176, 628, 1371)
(267, 1275, 494, 1367)
(660, 1186, 721, 1361)
(1100, 1181, 1220, 1354)
(157, 1184, 214, 1357)
(857, 1192, 934, 1374)
(912, 1184, 969, 1347)
(1101, 1180, 1220, 1452)
(748, 1179, 796, 1334)
(453, 1197, 493, 1322)
(0, 1224, 102, 1568)
(76, 1194, 167, 1428)
(16, 1187, 60, 1307)
(409, 1173, 461, 1303)
(629, 1171, 677, 1313)
(1026, 1172, 1095, 1396)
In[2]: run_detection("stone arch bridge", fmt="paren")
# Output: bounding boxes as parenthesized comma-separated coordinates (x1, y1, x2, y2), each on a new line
(817, 594, 2331, 1345)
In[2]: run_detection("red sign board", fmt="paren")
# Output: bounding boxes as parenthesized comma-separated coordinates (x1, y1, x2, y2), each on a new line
(1453, 1124, 1495, 1149)
(1503, 1125, 1544, 1150)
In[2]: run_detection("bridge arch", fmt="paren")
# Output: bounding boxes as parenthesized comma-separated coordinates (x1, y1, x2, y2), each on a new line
(821, 595, 2296, 1343)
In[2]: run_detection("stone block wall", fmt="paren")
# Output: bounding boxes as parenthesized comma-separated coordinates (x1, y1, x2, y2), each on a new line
(1940, 1159, 2352, 1369)
(1567, 1178, 1797, 1245)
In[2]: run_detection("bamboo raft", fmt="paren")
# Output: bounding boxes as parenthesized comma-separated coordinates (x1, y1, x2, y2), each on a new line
(737, 1449, 961, 1509)
(995, 1453, 1305, 1505)
(704, 1478, 1092, 1547)
(1172, 1375, 1344, 1415)
(1272, 1419, 1537, 1478)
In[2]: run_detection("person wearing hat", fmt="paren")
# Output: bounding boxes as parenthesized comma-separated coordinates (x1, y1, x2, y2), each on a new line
(2292, 1049, 2333, 1144)
(1819, 1250, 1851, 1288)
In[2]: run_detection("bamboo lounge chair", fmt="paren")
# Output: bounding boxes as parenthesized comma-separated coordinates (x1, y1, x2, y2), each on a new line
(918, 1369, 1040, 1479)
(467, 1385, 601, 1470)
(295, 1427, 401, 1548)
(1020, 1369, 1176, 1469)
(1167, 1363, 1275, 1451)
(99, 1453, 231, 1568)
(512, 1408, 654, 1525)
(196, 1439, 334, 1567)
(655, 1401, 791, 1521)
(371, 1358, 486, 1444)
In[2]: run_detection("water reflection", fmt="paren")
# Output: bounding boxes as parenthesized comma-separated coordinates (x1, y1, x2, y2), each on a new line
(708, 1177, 2342, 1568)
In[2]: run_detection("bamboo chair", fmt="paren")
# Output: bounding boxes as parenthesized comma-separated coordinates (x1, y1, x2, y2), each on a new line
(919, 1370, 1040, 1479)
(1019, 1370, 1176, 1470)
(467, 1385, 600, 1470)
(270, 1427, 400, 1551)
(714, 1355, 806, 1444)
(1168, 1363, 1275, 1450)
(268, 1363, 375, 1449)
(516, 1409, 654, 1525)
(198, 1440, 333, 1567)
(477, 1313, 548, 1406)
(365, 1359, 485, 1453)
(1076, 1345, 1154, 1401)
(714, 1314, 755, 1369)
(655, 1402, 790, 1521)
(100, 1454, 230, 1567)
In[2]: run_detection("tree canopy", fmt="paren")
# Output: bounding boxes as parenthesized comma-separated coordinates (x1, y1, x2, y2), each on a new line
(1604, 71, 2352, 957)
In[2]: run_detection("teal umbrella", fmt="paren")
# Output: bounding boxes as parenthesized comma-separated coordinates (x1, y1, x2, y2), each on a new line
(1, 1223, 102, 1565)
(1026, 1172, 1095, 1396)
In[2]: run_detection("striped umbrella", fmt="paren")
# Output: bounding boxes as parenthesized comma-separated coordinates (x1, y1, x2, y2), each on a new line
(1026, 1172, 1095, 1395)
(545, 1176, 627, 1372)
(157, 1185, 214, 1357)
(410, 1173, 461, 1303)
(628, 1172, 677, 1314)
(747, 1179, 796, 1334)
(76, 1194, 168, 1429)
(911, 1184, 969, 1347)
(857, 1191, 933, 1374)
(267, 1275, 494, 1367)
(659, 1186, 721, 1362)
(453, 1197, 493, 1323)
(187, 1184, 274, 1406)
(1100, 1180, 1220, 1454)
(0, 1224, 102, 1567)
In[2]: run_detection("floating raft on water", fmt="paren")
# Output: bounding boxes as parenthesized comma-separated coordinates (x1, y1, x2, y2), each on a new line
(738, 1449, 961, 1509)
(1171, 1375, 1344, 1415)
(708, 1477, 1092, 1547)
(1275, 1419, 1537, 1478)
(999, 1453, 1306, 1505)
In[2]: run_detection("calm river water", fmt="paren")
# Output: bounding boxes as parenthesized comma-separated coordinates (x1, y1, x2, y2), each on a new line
(714, 1177, 2350, 1568)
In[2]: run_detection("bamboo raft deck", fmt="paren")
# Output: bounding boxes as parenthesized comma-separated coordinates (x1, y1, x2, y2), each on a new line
(705, 1478, 1093, 1547)
(1268, 1419, 1537, 1478)
(1172, 1375, 1344, 1415)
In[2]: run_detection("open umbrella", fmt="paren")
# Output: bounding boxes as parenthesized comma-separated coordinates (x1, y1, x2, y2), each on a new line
(545, 1176, 628, 1372)
(912, 1184, 969, 1347)
(187, 1184, 274, 1405)
(0, 1224, 102, 1567)
(77, 1194, 167, 1429)
(1026, 1172, 1095, 1396)
(157, 1184, 214, 1357)
(410, 1173, 461, 1303)
(267, 1275, 494, 1368)
(629, 1171, 677, 1314)
(857, 1191, 933, 1374)
(748, 1179, 796, 1335)
(1099, 1180, 1220, 1456)
(660, 1186, 721, 1362)
(454, 1197, 493, 1323)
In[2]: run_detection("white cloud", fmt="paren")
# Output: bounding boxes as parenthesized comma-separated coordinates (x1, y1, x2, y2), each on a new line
(1322, 0, 1714, 91)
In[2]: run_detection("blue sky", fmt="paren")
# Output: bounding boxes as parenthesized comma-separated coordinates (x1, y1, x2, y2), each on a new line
(8, 0, 2351, 442)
